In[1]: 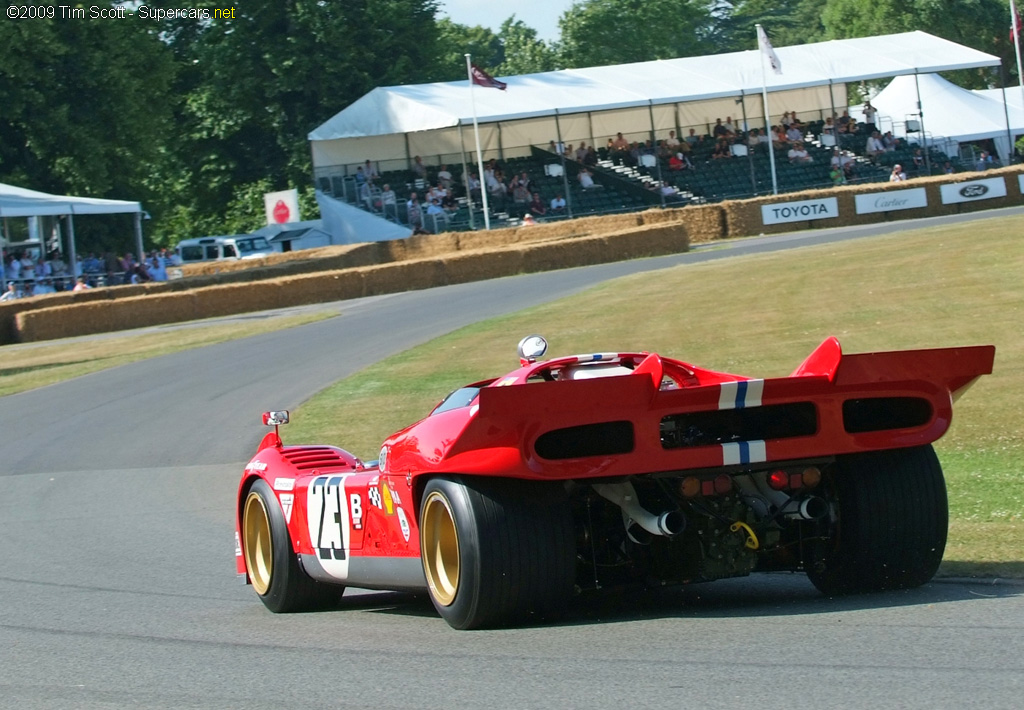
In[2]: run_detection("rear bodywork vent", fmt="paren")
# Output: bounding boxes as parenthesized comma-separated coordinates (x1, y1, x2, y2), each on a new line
(282, 447, 352, 471)
(535, 421, 635, 460)
(661, 402, 818, 449)
(843, 397, 933, 433)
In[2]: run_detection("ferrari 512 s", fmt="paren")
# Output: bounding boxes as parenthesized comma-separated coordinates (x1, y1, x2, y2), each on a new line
(236, 335, 994, 629)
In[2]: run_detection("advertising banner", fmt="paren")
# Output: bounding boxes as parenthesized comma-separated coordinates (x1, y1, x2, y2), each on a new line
(855, 187, 928, 214)
(761, 197, 839, 225)
(939, 177, 1007, 205)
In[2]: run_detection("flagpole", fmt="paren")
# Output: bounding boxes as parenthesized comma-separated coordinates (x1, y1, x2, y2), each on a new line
(465, 53, 491, 230)
(757, 24, 779, 195)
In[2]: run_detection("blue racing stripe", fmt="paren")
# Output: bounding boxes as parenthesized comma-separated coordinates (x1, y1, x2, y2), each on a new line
(735, 379, 748, 409)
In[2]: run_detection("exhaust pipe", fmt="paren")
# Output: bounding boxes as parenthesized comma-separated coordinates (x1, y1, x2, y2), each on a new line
(790, 495, 829, 520)
(593, 482, 686, 539)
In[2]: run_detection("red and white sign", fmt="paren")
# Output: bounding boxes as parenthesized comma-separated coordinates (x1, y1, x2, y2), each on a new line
(264, 188, 300, 226)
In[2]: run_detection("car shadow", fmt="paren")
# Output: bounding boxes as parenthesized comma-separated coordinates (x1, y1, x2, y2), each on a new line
(345, 571, 1022, 628)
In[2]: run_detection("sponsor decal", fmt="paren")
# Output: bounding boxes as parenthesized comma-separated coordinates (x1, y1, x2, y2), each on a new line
(718, 380, 764, 410)
(279, 493, 294, 523)
(307, 475, 351, 565)
(273, 477, 294, 491)
(382, 483, 395, 516)
(761, 197, 839, 225)
(349, 493, 363, 530)
(854, 187, 928, 214)
(245, 460, 267, 472)
(368, 485, 382, 509)
(397, 507, 411, 543)
(496, 377, 518, 387)
(378, 446, 388, 473)
(940, 177, 1007, 204)
(235, 531, 242, 557)
(722, 440, 767, 466)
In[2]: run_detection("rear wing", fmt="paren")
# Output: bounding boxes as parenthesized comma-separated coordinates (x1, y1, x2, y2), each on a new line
(442, 343, 994, 478)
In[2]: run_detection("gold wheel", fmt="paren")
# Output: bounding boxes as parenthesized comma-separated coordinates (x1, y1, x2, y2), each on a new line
(243, 490, 274, 595)
(421, 490, 460, 606)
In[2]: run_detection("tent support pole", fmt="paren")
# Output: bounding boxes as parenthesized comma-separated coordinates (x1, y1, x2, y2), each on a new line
(1001, 62, 1015, 164)
(134, 211, 144, 262)
(828, 79, 837, 132)
(648, 101, 665, 207)
(555, 110, 573, 219)
(913, 71, 931, 174)
(457, 122, 476, 229)
(739, 92, 756, 195)
(66, 215, 77, 289)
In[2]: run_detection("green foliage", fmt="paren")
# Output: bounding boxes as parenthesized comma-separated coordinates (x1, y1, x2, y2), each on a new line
(557, 0, 716, 67)
(433, 18, 502, 81)
(711, 0, 828, 51)
(494, 17, 558, 75)
(821, 0, 1016, 87)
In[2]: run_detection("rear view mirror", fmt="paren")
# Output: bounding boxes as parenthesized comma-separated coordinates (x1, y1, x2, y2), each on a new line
(262, 411, 289, 426)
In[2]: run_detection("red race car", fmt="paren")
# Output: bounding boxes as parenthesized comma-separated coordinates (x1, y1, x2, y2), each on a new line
(235, 335, 994, 629)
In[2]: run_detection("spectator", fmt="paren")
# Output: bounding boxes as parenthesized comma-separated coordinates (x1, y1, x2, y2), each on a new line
(436, 164, 453, 190)
(837, 110, 851, 129)
(912, 148, 925, 172)
(865, 131, 885, 162)
(411, 155, 427, 180)
(829, 165, 847, 186)
(788, 142, 813, 163)
(712, 118, 730, 138)
(882, 131, 899, 151)
(380, 183, 397, 215)
(669, 152, 687, 171)
(685, 128, 700, 146)
(821, 116, 836, 136)
(363, 159, 379, 183)
(862, 101, 877, 133)
(521, 214, 537, 226)
(528, 192, 547, 218)
(72, 276, 92, 292)
(830, 148, 855, 179)
(786, 124, 803, 143)
(575, 144, 588, 162)
(663, 130, 680, 151)
(0, 282, 17, 301)
(889, 164, 907, 182)
(723, 116, 736, 134)
(550, 194, 566, 213)
(583, 145, 598, 166)
(975, 151, 993, 171)
(354, 166, 367, 188)
(942, 161, 955, 174)
(578, 168, 600, 189)
(465, 173, 481, 202)
(712, 138, 732, 159)
(406, 191, 423, 228)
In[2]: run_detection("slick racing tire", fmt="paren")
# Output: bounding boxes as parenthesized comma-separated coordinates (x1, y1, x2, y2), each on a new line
(242, 478, 343, 613)
(806, 445, 948, 595)
(419, 476, 575, 630)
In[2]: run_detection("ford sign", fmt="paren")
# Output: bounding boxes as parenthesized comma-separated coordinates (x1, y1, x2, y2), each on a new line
(959, 184, 989, 198)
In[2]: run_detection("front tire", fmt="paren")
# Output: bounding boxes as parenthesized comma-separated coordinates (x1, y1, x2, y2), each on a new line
(419, 476, 575, 629)
(242, 478, 343, 612)
(807, 445, 948, 595)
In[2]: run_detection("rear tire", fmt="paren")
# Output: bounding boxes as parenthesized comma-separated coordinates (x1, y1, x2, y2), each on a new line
(419, 476, 575, 629)
(807, 445, 948, 595)
(242, 478, 343, 612)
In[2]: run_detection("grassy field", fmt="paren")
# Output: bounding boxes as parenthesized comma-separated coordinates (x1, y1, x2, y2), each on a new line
(0, 310, 337, 398)
(287, 214, 1024, 577)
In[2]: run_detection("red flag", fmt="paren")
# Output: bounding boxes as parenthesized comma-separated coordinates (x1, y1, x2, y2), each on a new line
(470, 64, 507, 91)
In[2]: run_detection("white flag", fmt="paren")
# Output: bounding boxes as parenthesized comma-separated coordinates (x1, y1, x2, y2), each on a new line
(758, 25, 783, 75)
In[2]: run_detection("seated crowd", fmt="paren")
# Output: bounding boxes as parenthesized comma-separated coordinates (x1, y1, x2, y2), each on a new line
(1, 248, 179, 300)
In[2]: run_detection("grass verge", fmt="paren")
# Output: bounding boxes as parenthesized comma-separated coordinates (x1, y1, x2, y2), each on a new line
(0, 310, 337, 398)
(288, 214, 1024, 576)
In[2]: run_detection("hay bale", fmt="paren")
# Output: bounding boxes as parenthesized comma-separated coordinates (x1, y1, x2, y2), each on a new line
(361, 260, 447, 296)
(603, 223, 689, 259)
(443, 249, 527, 284)
(275, 270, 365, 307)
(193, 282, 286, 319)
(15, 292, 198, 342)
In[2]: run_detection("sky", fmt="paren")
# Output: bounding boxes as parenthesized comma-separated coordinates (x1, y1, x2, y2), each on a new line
(437, 0, 577, 43)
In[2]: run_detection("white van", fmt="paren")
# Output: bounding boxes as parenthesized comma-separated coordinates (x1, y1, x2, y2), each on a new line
(176, 236, 273, 264)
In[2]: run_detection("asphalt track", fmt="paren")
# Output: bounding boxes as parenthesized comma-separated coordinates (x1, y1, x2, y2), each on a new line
(1, 207, 1022, 709)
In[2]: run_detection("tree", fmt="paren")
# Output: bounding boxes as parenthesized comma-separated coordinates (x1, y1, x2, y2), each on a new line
(147, 0, 443, 245)
(0, 10, 175, 198)
(557, 0, 717, 68)
(495, 17, 558, 75)
(709, 1, 828, 52)
(432, 18, 502, 81)
(821, 0, 1015, 88)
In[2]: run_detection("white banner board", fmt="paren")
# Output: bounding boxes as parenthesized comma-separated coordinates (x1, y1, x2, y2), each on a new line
(1018, 174, 1024, 193)
(761, 197, 839, 225)
(855, 187, 928, 214)
(265, 188, 301, 225)
(939, 177, 1007, 205)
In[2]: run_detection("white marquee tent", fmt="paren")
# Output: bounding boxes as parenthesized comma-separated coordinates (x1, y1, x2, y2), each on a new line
(1, 182, 145, 286)
(866, 74, 1024, 161)
(310, 31, 1001, 175)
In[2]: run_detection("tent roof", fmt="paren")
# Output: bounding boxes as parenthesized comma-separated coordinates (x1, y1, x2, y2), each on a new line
(870, 73, 1024, 144)
(0, 182, 142, 218)
(310, 31, 1000, 141)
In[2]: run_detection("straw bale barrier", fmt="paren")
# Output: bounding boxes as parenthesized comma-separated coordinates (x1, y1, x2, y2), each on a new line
(442, 249, 527, 285)
(274, 271, 365, 308)
(361, 260, 447, 297)
(15, 292, 197, 342)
